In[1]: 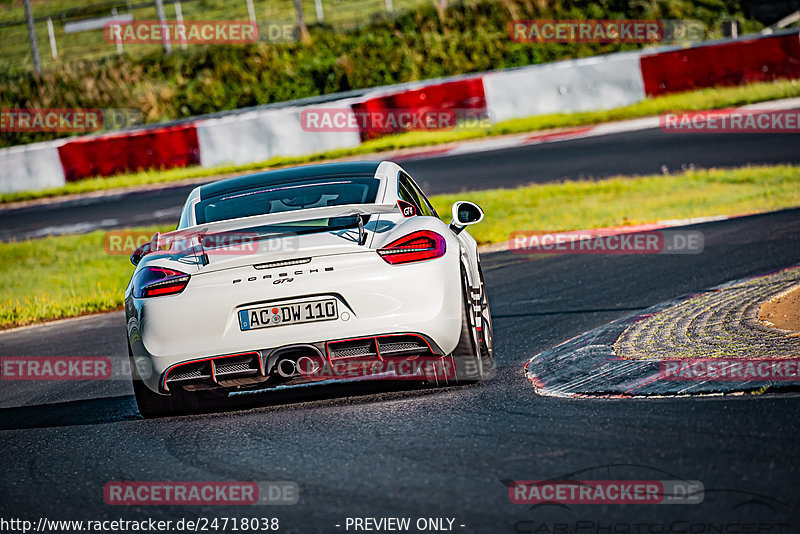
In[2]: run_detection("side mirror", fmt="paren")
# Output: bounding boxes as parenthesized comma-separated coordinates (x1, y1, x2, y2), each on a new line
(450, 201, 484, 234)
(130, 242, 151, 266)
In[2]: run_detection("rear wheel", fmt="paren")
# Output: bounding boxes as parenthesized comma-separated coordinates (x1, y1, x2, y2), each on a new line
(447, 270, 483, 384)
(129, 345, 227, 417)
(477, 264, 495, 370)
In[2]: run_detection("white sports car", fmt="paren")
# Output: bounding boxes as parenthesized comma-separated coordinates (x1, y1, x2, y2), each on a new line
(126, 160, 494, 416)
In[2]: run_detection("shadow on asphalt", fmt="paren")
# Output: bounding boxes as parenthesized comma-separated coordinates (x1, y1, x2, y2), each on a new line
(0, 380, 462, 429)
(0, 395, 140, 430)
(492, 306, 646, 319)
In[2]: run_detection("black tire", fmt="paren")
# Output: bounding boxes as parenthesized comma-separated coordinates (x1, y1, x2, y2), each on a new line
(129, 345, 226, 417)
(448, 270, 483, 384)
(477, 264, 495, 370)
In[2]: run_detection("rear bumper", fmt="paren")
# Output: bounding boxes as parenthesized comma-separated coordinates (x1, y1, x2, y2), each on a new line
(149, 332, 445, 393)
(127, 249, 463, 393)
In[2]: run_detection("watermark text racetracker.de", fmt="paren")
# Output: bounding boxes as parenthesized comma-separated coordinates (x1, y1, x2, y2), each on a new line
(104, 481, 298, 506)
(660, 358, 800, 381)
(509, 19, 705, 43)
(300, 108, 491, 133)
(661, 109, 800, 133)
(104, 20, 258, 44)
(508, 466, 793, 533)
(294, 355, 457, 381)
(0, 108, 142, 133)
(509, 229, 703, 255)
(103, 230, 301, 256)
(508, 480, 703, 505)
(1, 357, 112, 380)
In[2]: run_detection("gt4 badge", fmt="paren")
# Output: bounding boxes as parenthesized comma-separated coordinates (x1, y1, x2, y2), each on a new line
(398, 200, 417, 217)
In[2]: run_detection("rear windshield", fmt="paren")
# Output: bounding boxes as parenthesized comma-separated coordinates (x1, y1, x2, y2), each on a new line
(194, 177, 381, 225)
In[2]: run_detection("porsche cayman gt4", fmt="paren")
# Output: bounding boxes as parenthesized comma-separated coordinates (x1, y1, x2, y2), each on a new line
(126, 160, 494, 416)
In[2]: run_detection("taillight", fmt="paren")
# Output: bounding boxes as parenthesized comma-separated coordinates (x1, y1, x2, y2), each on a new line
(133, 267, 190, 298)
(377, 230, 446, 264)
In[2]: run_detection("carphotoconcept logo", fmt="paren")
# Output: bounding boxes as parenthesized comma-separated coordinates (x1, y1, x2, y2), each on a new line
(661, 109, 800, 133)
(509, 229, 703, 255)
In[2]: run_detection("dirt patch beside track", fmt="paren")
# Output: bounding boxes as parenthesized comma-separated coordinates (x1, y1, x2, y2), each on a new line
(759, 284, 800, 333)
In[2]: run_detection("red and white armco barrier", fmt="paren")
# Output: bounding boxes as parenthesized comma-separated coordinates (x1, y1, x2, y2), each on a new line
(351, 77, 486, 140)
(640, 32, 800, 96)
(195, 101, 362, 168)
(484, 50, 646, 122)
(0, 140, 66, 192)
(1, 30, 798, 194)
(57, 123, 201, 182)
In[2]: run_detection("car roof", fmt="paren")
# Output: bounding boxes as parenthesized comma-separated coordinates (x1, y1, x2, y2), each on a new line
(198, 161, 383, 200)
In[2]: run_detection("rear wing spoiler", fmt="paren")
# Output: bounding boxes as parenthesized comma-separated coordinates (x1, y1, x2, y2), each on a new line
(133, 203, 400, 265)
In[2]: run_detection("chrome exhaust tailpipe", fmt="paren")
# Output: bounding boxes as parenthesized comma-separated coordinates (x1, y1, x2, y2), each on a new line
(277, 358, 297, 378)
(296, 356, 321, 375)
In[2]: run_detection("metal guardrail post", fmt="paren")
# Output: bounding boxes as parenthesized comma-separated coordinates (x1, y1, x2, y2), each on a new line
(154, 0, 172, 54)
(174, 0, 188, 49)
(46, 17, 58, 59)
(23, 0, 42, 73)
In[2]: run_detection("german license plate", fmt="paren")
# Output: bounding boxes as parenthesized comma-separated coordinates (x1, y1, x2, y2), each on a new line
(239, 299, 338, 331)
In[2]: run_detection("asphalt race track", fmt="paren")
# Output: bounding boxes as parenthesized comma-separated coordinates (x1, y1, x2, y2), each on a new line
(1, 205, 799, 530)
(2, 123, 800, 241)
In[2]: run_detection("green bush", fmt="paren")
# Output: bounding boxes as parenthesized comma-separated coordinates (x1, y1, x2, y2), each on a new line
(0, 0, 762, 148)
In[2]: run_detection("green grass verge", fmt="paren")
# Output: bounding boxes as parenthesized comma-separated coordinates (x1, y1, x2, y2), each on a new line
(2, 164, 799, 329)
(0, 225, 170, 330)
(432, 165, 800, 245)
(2, 79, 798, 205)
